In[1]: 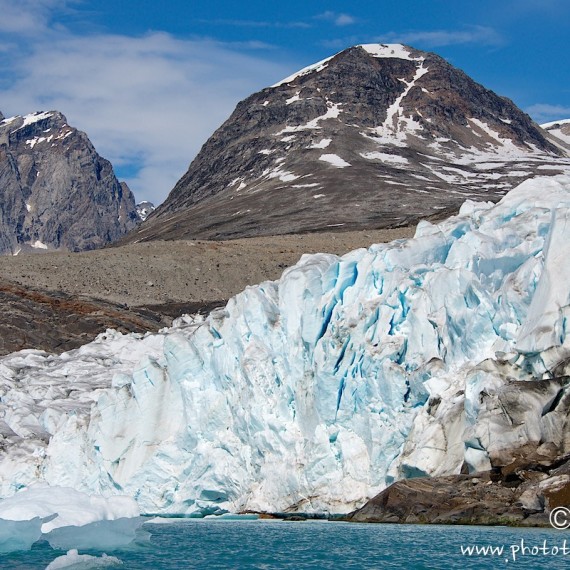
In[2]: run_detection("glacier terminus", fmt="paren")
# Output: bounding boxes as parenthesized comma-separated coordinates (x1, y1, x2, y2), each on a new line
(1, 175, 570, 519)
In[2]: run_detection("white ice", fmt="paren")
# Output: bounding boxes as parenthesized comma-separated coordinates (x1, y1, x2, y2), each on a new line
(45, 550, 122, 569)
(0, 486, 140, 552)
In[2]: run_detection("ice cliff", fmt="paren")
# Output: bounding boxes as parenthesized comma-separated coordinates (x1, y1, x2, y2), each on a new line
(1, 175, 570, 516)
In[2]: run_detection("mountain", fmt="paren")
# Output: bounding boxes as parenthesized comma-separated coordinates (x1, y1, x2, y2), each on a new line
(0, 110, 139, 254)
(2, 174, 569, 520)
(135, 200, 155, 221)
(125, 43, 570, 243)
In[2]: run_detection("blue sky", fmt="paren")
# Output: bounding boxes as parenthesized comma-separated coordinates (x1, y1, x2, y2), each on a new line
(1, 0, 569, 204)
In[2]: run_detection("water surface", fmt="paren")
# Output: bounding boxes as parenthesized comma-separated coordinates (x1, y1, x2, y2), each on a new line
(4, 520, 569, 569)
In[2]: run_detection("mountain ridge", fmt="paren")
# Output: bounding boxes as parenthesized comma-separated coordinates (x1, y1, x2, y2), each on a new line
(124, 43, 569, 244)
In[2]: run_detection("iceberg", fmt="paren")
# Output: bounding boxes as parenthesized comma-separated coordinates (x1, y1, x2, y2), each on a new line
(0, 516, 45, 553)
(0, 486, 140, 552)
(1, 175, 570, 516)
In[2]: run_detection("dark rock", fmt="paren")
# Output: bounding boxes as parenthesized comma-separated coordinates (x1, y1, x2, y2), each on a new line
(0, 278, 171, 355)
(123, 44, 569, 244)
(0, 111, 138, 254)
(344, 469, 562, 526)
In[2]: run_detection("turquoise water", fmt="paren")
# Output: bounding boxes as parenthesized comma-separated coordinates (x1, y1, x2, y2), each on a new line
(3, 520, 570, 569)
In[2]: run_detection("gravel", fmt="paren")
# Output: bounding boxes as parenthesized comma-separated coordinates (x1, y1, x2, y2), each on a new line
(0, 228, 415, 309)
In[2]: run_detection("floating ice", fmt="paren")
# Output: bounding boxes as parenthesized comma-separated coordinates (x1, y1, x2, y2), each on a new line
(0, 487, 140, 552)
(45, 549, 122, 569)
(0, 516, 45, 553)
(45, 517, 145, 551)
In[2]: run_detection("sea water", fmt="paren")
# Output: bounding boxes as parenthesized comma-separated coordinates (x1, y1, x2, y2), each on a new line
(3, 520, 569, 569)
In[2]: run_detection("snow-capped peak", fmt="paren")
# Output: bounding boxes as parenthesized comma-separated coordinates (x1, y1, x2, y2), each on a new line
(271, 44, 424, 88)
(358, 43, 425, 61)
(136, 201, 156, 222)
(272, 54, 337, 88)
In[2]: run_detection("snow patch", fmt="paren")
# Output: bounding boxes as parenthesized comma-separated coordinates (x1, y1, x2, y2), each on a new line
(9, 111, 55, 132)
(541, 118, 570, 129)
(319, 154, 351, 168)
(286, 93, 301, 105)
(25, 135, 54, 148)
(360, 151, 409, 165)
(359, 43, 425, 61)
(308, 138, 332, 149)
(279, 102, 342, 134)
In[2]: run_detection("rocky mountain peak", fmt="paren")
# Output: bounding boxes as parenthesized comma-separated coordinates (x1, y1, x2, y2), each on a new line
(136, 200, 155, 222)
(124, 43, 570, 243)
(0, 110, 139, 254)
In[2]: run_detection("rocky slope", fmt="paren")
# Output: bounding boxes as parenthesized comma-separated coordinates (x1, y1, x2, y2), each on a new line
(125, 43, 570, 243)
(0, 110, 138, 254)
(0, 278, 168, 356)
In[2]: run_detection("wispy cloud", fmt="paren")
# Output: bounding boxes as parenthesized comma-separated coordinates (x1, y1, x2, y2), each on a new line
(0, 0, 77, 34)
(525, 103, 570, 123)
(316, 12, 357, 27)
(0, 6, 292, 204)
(378, 25, 505, 48)
(195, 18, 311, 30)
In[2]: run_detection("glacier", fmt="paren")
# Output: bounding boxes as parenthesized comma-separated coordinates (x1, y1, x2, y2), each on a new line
(1, 175, 570, 517)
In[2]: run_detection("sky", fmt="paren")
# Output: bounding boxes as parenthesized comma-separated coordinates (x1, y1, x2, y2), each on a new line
(0, 0, 569, 205)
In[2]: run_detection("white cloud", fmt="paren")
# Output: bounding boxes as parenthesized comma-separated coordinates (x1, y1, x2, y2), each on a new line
(525, 103, 570, 123)
(316, 11, 357, 27)
(0, 25, 292, 204)
(378, 26, 504, 48)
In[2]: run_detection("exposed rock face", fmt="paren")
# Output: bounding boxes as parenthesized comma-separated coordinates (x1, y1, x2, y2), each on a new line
(345, 369, 570, 525)
(0, 279, 168, 355)
(127, 43, 569, 243)
(345, 462, 570, 526)
(0, 111, 138, 254)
